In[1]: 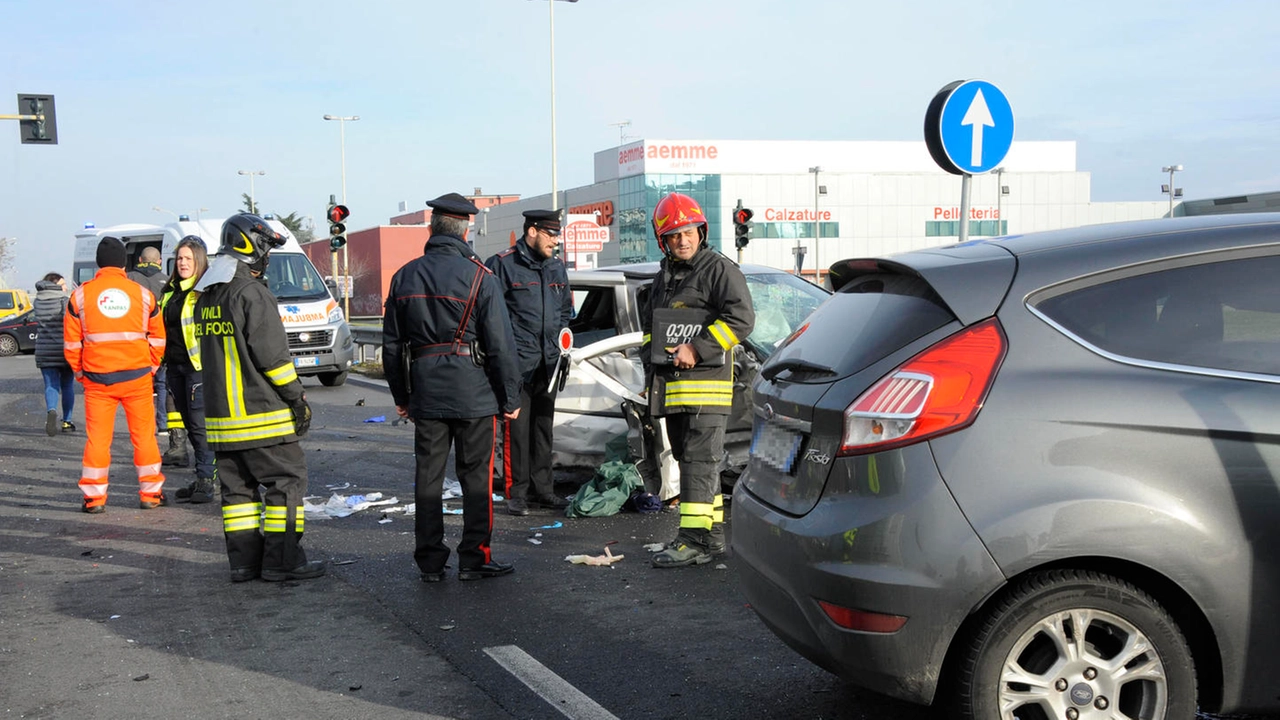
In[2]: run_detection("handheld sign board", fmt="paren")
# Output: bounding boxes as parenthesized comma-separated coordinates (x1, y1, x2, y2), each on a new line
(651, 307, 725, 367)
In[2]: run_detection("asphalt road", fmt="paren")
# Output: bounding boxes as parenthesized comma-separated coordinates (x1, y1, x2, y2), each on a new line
(0, 354, 935, 720)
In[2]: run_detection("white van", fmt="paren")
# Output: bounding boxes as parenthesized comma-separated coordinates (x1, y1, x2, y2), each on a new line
(72, 217, 355, 386)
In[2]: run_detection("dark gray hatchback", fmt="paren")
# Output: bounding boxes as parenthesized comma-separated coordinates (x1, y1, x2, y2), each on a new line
(732, 214, 1280, 718)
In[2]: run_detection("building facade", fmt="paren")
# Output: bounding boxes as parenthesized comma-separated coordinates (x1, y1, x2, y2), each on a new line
(471, 139, 1171, 280)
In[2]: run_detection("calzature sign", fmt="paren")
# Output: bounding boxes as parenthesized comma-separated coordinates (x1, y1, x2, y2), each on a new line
(764, 208, 831, 222)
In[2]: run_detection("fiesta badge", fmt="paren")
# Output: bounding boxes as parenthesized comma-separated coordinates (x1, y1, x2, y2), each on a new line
(96, 288, 132, 319)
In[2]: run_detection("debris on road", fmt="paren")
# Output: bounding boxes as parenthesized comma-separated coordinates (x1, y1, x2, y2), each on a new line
(566, 545, 624, 566)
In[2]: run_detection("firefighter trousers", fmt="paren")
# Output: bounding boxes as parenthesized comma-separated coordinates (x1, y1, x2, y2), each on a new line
(414, 416, 498, 573)
(79, 374, 164, 508)
(218, 442, 309, 574)
(502, 362, 558, 501)
(664, 412, 726, 545)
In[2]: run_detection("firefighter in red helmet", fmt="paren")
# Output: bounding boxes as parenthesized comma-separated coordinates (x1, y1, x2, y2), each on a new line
(642, 192, 755, 567)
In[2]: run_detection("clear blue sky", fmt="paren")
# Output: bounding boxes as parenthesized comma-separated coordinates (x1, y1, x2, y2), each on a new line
(3, 0, 1278, 289)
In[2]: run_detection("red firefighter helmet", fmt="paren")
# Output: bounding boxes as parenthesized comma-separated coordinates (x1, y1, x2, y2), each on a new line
(652, 192, 708, 256)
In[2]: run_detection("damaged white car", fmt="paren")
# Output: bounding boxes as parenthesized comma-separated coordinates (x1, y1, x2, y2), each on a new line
(553, 263, 829, 499)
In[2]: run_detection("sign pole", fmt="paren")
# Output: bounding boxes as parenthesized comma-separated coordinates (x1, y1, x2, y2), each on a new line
(959, 174, 972, 243)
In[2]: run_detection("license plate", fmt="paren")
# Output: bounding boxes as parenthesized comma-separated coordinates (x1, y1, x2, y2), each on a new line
(294, 356, 320, 368)
(751, 421, 802, 473)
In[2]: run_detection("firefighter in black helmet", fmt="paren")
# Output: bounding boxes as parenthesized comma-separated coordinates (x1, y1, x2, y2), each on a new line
(194, 213, 325, 583)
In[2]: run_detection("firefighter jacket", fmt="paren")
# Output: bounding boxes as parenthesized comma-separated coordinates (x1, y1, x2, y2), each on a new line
(484, 239, 573, 383)
(65, 266, 166, 384)
(641, 248, 755, 417)
(161, 276, 201, 372)
(383, 233, 521, 420)
(194, 262, 304, 451)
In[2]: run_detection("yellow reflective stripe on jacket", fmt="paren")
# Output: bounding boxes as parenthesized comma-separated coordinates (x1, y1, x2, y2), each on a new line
(224, 336, 248, 417)
(708, 319, 739, 351)
(664, 379, 733, 407)
(642, 333, 651, 345)
(265, 362, 298, 386)
(206, 409, 294, 443)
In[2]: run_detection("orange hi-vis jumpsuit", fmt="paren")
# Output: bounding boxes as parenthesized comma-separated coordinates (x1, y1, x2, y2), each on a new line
(64, 267, 167, 509)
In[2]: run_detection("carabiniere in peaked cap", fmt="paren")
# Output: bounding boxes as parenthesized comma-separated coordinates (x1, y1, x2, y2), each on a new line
(426, 192, 479, 218)
(522, 208, 562, 235)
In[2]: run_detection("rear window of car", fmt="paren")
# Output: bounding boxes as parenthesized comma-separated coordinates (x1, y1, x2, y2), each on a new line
(1032, 254, 1280, 376)
(0, 293, 14, 310)
(765, 272, 953, 380)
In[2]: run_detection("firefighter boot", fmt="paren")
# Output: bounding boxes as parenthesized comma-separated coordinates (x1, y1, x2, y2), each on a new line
(162, 429, 190, 467)
(652, 531, 714, 568)
(707, 524, 727, 557)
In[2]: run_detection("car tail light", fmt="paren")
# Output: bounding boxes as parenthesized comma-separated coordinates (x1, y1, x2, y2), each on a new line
(839, 318, 1006, 456)
(817, 600, 908, 633)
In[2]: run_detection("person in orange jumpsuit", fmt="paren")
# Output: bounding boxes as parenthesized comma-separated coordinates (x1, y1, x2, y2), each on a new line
(64, 237, 168, 513)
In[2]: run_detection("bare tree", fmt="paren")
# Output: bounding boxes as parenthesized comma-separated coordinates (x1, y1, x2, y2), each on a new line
(0, 237, 15, 283)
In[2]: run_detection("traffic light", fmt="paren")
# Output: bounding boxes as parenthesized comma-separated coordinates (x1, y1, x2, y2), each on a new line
(17, 94, 57, 145)
(328, 202, 350, 250)
(733, 201, 754, 250)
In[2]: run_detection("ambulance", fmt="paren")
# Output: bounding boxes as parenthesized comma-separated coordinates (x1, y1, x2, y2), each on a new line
(72, 216, 354, 386)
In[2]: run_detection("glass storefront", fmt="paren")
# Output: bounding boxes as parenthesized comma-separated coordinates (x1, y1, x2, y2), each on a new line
(925, 220, 1007, 237)
(618, 173, 722, 264)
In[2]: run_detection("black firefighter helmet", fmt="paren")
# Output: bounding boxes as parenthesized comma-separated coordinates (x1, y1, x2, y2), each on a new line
(219, 213, 285, 265)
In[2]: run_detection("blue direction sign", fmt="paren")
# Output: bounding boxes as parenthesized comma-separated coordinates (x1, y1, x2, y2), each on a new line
(924, 80, 1014, 175)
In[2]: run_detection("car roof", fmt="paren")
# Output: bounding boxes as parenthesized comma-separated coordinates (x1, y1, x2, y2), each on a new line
(826, 214, 1280, 326)
(989, 212, 1280, 260)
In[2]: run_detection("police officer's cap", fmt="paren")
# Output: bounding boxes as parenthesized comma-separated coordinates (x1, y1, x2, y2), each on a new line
(522, 209, 561, 236)
(426, 192, 479, 219)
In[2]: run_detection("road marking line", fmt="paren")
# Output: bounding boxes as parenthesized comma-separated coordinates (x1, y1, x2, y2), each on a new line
(483, 645, 619, 720)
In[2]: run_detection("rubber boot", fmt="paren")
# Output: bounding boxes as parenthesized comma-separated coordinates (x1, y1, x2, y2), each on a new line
(162, 429, 191, 467)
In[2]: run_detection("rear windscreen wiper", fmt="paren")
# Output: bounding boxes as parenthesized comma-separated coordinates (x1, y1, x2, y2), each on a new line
(761, 358, 837, 381)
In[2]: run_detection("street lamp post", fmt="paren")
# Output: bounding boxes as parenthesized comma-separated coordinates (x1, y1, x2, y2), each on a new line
(152, 206, 179, 221)
(543, 0, 579, 211)
(1161, 164, 1184, 217)
(324, 114, 360, 319)
(809, 166, 821, 283)
(994, 166, 1008, 235)
(237, 170, 265, 213)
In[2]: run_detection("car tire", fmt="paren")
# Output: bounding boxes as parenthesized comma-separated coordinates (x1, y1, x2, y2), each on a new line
(948, 569, 1195, 720)
(318, 370, 348, 387)
(0, 333, 18, 357)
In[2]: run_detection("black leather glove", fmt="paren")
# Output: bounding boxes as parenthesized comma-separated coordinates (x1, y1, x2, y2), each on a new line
(291, 396, 311, 437)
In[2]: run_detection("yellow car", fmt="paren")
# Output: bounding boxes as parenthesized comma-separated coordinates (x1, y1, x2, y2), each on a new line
(0, 289, 31, 321)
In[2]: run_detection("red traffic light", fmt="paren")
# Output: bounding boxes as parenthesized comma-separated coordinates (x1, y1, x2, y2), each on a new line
(327, 204, 350, 224)
(734, 208, 754, 224)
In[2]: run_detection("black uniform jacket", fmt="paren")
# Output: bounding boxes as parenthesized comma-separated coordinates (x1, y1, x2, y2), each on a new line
(195, 262, 305, 451)
(484, 239, 573, 384)
(383, 234, 521, 420)
(641, 247, 755, 417)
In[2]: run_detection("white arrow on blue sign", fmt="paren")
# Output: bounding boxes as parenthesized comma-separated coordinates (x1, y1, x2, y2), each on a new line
(927, 80, 1014, 175)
